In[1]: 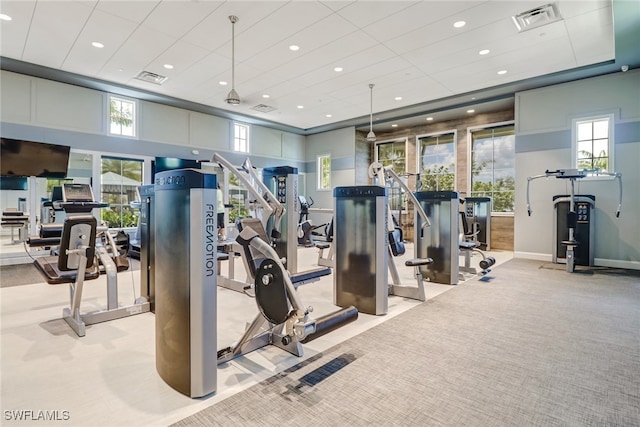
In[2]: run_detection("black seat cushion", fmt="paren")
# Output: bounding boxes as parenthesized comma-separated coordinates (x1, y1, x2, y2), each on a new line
(34, 256, 100, 285)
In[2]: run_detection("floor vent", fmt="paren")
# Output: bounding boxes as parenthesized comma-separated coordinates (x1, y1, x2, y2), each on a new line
(134, 71, 168, 85)
(512, 3, 562, 32)
(251, 104, 277, 113)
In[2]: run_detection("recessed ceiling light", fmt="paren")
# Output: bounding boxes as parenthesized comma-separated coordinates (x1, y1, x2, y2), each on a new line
(497, 70, 507, 75)
(297, 105, 304, 109)
(426, 117, 433, 121)
(219, 81, 228, 86)
(325, 114, 332, 118)
(391, 124, 398, 128)
(453, 21, 466, 28)
(334, 67, 343, 72)
(92, 42, 104, 48)
(0, 14, 12, 21)
(289, 45, 300, 51)
(262, 94, 270, 99)
(395, 96, 402, 101)
(479, 49, 490, 55)
(467, 109, 475, 113)
(163, 64, 174, 69)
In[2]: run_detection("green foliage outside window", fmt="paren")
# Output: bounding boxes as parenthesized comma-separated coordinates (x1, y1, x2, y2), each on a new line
(419, 165, 455, 191)
(470, 125, 515, 212)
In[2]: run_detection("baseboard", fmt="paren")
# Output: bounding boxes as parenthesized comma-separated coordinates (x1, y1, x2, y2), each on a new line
(594, 258, 640, 271)
(514, 251, 551, 262)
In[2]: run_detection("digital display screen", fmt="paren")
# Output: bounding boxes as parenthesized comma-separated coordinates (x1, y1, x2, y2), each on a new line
(1, 138, 70, 178)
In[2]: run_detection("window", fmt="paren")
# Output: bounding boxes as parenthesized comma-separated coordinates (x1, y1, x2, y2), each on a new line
(375, 139, 407, 175)
(100, 157, 143, 228)
(317, 154, 331, 190)
(573, 114, 613, 172)
(470, 124, 515, 213)
(417, 131, 456, 191)
(233, 122, 250, 153)
(109, 95, 136, 137)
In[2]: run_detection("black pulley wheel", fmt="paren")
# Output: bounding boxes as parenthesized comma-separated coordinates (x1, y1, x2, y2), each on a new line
(255, 258, 290, 325)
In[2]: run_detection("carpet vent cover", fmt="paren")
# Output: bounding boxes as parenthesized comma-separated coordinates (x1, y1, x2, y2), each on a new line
(512, 3, 562, 32)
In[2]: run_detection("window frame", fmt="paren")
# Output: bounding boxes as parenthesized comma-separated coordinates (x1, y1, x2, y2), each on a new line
(571, 113, 615, 179)
(467, 120, 515, 215)
(317, 154, 331, 191)
(416, 129, 457, 192)
(99, 155, 144, 230)
(374, 137, 408, 175)
(232, 122, 250, 153)
(107, 94, 138, 138)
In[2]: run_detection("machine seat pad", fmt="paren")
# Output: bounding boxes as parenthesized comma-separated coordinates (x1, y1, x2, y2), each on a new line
(405, 258, 434, 267)
(34, 256, 100, 285)
(459, 241, 478, 250)
(291, 267, 331, 284)
(314, 241, 331, 250)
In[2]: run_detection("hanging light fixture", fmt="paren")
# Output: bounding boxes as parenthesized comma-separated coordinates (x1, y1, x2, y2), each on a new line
(366, 83, 376, 142)
(225, 15, 240, 105)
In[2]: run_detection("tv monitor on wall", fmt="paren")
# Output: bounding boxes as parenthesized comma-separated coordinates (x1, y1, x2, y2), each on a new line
(152, 157, 201, 183)
(1, 138, 71, 178)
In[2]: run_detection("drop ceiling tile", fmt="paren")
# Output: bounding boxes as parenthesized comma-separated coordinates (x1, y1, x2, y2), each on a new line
(361, 1, 483, 43)
(0, 1, 35, 59)
(139, 1, 224, 39)
(63, 9, 140, 75)
(21, 1, 94, 68)
(181, 2, 287, 52)
(95, 0, 160, 23)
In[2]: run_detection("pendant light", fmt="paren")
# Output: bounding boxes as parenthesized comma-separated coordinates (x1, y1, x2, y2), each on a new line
(366, 83, 376, 142)
(225, 15, 240, 105)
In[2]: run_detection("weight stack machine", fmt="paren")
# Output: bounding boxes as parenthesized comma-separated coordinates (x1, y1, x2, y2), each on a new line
(463, 197, 491, 249)
(415, 191, 460, 285)
(553, 195, 595, 267)
(333, 186, 388, 315)
(263, 166, 299, 274)
(154, 169, 217, 398)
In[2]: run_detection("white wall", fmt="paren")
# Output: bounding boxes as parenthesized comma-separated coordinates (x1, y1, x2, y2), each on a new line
(0, 70, 307, 165)
(304, 127, 356, 225)
(515, 69, 640, 269)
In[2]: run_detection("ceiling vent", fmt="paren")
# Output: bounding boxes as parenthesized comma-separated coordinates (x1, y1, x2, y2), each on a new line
(134, 71, 168, 85)
(512, 3, 562, 32)
(251, 104, 277, 113)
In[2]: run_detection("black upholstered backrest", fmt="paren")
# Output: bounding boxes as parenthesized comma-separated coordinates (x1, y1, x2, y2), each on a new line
(236, 217, 270, 279)
(57, 215, 97, 271)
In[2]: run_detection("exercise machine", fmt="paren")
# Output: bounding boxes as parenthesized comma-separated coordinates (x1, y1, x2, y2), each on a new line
(217, 218, 357, 363)
(369, 162, 434, 301)
(414, 191, 495, 285)
(526, 168, 622, 273)
(153, 169, 357, 398)
(211, 154, 330, 292)
(31, 183, 150, 337)
(461, 197, 491, 249)
(154, 168, 218, 398)
(333, 185, 389, 315)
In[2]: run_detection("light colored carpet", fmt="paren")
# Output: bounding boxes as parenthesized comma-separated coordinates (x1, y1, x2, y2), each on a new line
(173, 258, 640, 427)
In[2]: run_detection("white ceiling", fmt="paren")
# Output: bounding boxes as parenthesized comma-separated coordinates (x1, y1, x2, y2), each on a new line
(0, 1, 633, 133)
